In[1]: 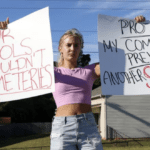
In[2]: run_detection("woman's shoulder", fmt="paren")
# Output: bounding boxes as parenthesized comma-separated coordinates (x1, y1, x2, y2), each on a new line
(54, 66, 59, 71)
(83, 63, 95, 69)
(54, 66, 63, 73)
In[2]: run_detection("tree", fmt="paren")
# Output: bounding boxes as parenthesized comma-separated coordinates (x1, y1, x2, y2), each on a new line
(0, 95, 56, 123)
(78, 54, 91, 67)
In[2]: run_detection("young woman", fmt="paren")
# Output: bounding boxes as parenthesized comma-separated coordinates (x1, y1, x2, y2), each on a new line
(0, 15, 145, 150)
(51, 28, 103, 150)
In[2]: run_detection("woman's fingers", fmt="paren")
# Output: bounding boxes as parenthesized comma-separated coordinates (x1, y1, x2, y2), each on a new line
(0, 22, 4, 29)
(0, 17, 9, 29)
(135, 15, 145, 23)
(0, 22, 5, 29)
(6, 17, 9, 24)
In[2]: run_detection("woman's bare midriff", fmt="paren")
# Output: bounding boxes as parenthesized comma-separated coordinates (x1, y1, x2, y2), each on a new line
(55, 103, 92, 117)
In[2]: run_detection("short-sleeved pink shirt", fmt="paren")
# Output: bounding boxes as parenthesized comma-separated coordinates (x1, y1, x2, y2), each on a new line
(52, 64, 98, 108)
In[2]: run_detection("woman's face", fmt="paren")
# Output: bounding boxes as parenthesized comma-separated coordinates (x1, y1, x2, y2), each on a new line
(60, 35, 81, 63)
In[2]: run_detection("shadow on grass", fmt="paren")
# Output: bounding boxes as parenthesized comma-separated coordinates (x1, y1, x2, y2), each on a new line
(102, 138, 150, 148)
(0, 122, 51, 148)
(0, 134, 50, 148)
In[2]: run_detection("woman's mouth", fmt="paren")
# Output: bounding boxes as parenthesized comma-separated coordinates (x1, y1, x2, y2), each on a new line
(69, 53, 75, 56)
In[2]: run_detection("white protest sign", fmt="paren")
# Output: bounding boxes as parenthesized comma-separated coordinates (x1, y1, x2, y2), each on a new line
(98, 14, 150, 95)
(0, 7, 55, 102)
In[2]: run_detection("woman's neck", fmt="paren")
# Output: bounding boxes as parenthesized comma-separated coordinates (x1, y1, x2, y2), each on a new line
(61, 62, 77, 69)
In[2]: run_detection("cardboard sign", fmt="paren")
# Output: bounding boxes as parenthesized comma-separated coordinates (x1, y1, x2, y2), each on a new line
(0, 7, 55, 102)
(98, 14, 150, 95)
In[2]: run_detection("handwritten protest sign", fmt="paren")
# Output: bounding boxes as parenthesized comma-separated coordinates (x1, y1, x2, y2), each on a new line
(98, 14, 150, 95)
(0, 7, 55, 102)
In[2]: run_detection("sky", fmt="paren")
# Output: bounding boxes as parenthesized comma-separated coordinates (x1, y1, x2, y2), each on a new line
(0, 0, 149, 65)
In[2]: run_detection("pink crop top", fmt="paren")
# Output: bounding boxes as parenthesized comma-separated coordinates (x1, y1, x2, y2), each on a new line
(52, 63, 98, 108)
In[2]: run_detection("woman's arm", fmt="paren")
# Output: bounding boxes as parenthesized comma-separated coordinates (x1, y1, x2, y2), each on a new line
(94, 62, 100, 78)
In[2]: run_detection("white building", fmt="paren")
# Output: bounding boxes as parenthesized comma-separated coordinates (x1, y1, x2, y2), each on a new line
(91, 86, 150, 140)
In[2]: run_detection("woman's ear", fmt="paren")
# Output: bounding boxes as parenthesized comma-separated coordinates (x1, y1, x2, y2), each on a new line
(59, 47, 62, 52)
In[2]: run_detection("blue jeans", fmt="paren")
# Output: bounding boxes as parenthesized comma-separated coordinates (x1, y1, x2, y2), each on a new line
(50, 111, 103, 150)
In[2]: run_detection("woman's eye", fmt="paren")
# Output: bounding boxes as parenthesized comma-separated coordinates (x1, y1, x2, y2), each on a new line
(67, 44, 78, 47)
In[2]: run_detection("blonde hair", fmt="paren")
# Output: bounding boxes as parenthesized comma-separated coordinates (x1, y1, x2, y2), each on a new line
(57, 28, 84, 67)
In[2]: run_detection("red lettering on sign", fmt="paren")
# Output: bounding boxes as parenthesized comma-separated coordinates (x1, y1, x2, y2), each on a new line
(143, 66, 150, 88)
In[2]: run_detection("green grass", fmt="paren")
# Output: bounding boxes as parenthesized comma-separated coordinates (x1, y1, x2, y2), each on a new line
(102, 138, 150, 147)
(0, 134, 50, 149)
(105, 146, 150, 150)
(0, 134, 150, 150)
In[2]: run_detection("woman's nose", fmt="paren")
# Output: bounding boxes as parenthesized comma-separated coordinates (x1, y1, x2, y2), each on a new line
(70, 45, 75, 51)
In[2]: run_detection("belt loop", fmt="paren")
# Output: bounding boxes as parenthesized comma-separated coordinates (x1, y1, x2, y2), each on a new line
(84, 113, 87, 121)
(64, 117, 66, 124)
(52, 116, 54, 122)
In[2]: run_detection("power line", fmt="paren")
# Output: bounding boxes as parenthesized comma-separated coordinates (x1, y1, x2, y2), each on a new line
(53, 51, 99, 53)
(52, 42, 98, 44)
(52, 30, 97, 32)
(0, 7, 150, 10)
(8, 0, 150, 2)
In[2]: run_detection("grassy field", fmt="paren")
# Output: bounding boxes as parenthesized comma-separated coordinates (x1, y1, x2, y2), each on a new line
(0, 134, 150, 150)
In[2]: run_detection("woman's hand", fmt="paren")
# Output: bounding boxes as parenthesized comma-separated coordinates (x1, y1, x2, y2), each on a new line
(94, 62, 100, 78)
(135, 15, 145, 23)
(0, 17, 9, 29)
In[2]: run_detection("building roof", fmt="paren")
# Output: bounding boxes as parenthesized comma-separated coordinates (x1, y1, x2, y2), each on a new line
(91, 86, 102, 99)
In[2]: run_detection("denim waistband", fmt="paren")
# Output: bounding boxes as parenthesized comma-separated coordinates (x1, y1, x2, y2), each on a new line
(53, 111, 93, 122)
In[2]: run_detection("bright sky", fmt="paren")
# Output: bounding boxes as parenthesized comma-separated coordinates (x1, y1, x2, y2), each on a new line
(0, 0, 149, 65)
